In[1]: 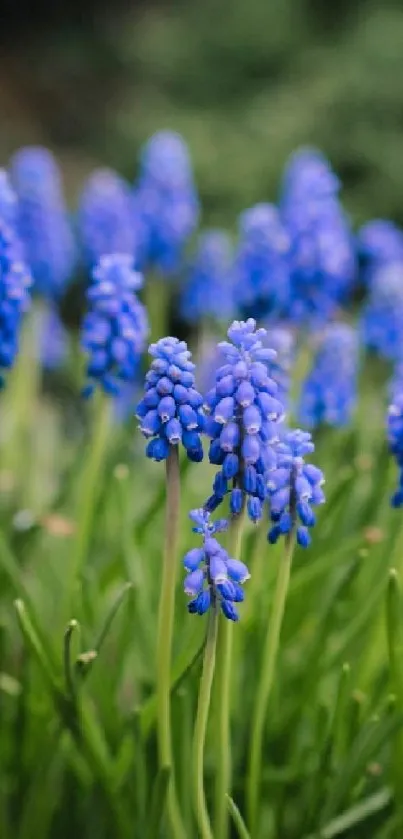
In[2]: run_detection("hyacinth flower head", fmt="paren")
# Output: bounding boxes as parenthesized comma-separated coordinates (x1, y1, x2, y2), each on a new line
(388, 384, 403, 507)
(358, 220, 403, 289)
(281, 148, 340, 203)
(0, 175, 32, 383)
(280, 148, 356, 325)
(267, 429, 325, 547)
(134, 130, 199, 275)
(0, 169, 18, 228)
(78, 168, 139, 267)
(361, 262, 403, 361)
(233, 204, 290, 319)
(10, 146, 76, 298)
(81, 253, 148, 397)
(298, 323, 359, 428)
(204, 318, 285, 522)
(183, 509, 250, 621)
(180, 229, 234, 324)
(136, 336, 204, 462)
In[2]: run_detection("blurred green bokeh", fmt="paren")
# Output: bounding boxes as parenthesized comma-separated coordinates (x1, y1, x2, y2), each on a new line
(1, 0, 403, 223)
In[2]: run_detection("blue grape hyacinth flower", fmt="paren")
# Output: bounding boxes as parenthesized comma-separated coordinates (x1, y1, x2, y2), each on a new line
(203, 318, 285, 522)
(184, 509, 250, 621)
(299, 324, 359, 428)
(361, 262, 403, 361)
(10, 146, 76, 298)
(136, 336, 204, 462)
(267, 429, 325, 547)
(233, 204, 290, 320)
(388, 388, 403, 508)
(280, 148, 356, 325)
(78, 168, 139, 267)
(358, 220, 403, 289)
(0, 170, 18, 228)
(180, 229, 234, 324)
(134, 130, 199, 275)
(81, 253, 148, 397)
(0, 213, 32, 384)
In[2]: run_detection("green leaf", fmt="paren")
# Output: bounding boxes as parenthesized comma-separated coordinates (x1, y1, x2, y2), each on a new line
(146, 765, 171, 839)
(305, 786, 392, 839)
(322, 710, 403, 822)
(226, 795, 251, 839)
(139, 620, 205, 738)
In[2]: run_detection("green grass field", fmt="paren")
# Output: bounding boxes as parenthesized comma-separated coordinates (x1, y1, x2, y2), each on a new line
(0, 307, 402, 839)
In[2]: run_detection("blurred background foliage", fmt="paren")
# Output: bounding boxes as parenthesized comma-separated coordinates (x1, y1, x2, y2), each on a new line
(2, 0, 403, 226)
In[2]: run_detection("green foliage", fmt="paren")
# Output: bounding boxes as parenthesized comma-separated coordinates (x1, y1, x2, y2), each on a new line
(0, 308, 402, 837)
(3, 0, 403, 228)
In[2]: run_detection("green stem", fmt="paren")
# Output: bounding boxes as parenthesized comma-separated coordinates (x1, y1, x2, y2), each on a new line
(192, 605, 219, 839)
(68, 393, 111, 614)
(157, 447, 186, 839)
(243, 520, 268, 624)
(247, 530, 296, 835)
(215, 511, 246, 839)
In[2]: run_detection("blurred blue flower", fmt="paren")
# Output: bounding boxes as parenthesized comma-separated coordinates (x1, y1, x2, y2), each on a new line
(180, 229, 233, 323)
(388, 392, 403, 507)
(280, 149, 356, 325)
(0, 170, 18, 229)
(136, 335, 204, 462)
(78, 168, 139, 267)
(134, 131, 199, 275)
(233, 204, 290, 319)
(0, 216, 32, 384)
(361, 262, 403, 361)
(298, 324, 359, 427)
(203, 318, 285, 522)
(281, 148, 340, 203)
(10, 146, 76, 298)
(82, 253, 148, 397)
(267, 429, 325, 547)
(184, 508, 250, 621)
(266, 325, 295, 408)
(358, 220, 403, 289)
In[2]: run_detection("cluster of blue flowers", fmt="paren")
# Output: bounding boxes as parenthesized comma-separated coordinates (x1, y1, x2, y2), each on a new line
(233, 204, 290, 320)
(299, 324, 359, 427)
(0, 171, 32, 383)
(81, 253, 148, 397)
(280, 149, 356, 325)
(388, 385, 403, 507)
(10, 147, 76, 299)
(267, 429, 325, 547)
(183, 509, 250, 621)
(358, 219, 403, 289)
(134, 131, 199, 275)
(203, 319, 284, 522)
(136, 336, 204, 462)
(180, 230, 234, 324)
(361, 263, 403, 361)
(78, 168, 138, 267)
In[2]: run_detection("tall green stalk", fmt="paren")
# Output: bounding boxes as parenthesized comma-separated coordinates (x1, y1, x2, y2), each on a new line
(247, 530, 296, 835)
(156, 447, 186, 839)
(192, 604, 219, 839)
(68, 392, 111, 614)
(215, 510, 246, 839)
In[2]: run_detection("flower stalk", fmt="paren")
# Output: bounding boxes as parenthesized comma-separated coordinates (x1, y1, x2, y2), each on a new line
(157, 447, 186, 839)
